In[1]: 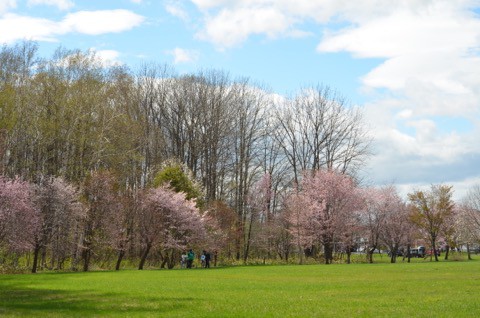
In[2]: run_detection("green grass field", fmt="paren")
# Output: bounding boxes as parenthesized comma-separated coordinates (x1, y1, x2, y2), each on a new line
(1, 259, 480, 317)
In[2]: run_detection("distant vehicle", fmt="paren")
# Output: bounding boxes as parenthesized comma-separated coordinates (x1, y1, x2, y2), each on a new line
(409, 246, 426, 258)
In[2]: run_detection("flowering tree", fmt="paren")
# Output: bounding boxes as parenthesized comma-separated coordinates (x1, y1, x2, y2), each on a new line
(374, 186, 410, 263)
(337, 205, 363, 264)
(0, 177, 39, 259)
(137, 185, 205, 269)
(286, 169, 359, 264)
(107, 191, 135, 271)
(455, 207, 477, 260)
(32, 176, 83, 273)
(457, 185, 480, 260)
(285, 191, 315, 264)
(360, 186, 406, 263)
(462, 185, 480, 238)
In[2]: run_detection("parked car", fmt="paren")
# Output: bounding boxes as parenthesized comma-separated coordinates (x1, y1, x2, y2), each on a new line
(409, 246, 426, 258)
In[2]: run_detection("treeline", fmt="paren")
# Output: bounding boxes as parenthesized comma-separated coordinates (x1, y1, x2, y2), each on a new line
(1, 41, 479, 272)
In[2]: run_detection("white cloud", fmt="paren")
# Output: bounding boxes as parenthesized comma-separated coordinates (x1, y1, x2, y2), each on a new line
(190, 0, 462, 48)
(187, 1, 480, 196)
(317, 3, 480, 105)
(91, 49, 122, 67)
(27, 0, 74, 10)
(191, 0, 235, 11)
(165, 3, 189, 21)
(61, 10, 145, 35)
(362, 94, 480, 199)
(197, 6, 293, 49)
(0, 0, 16, 15)
(0, 14, 59, 43)
(168, 47, 199, 64)
(397, 175, 480, 202)
(0, 10, 145, 44)
(310, 1, 480, 195)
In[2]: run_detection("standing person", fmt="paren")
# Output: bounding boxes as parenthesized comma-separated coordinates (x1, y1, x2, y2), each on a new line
(187, 249, 195, 269)
(181, 252, 187, 268)
(201, 251, 206, 268)
(205, 251, 211, 268)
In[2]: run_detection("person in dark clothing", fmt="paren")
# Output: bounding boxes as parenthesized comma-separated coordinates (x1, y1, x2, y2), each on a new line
(204, 251, 211, 268)
(187, 249, 194, 269)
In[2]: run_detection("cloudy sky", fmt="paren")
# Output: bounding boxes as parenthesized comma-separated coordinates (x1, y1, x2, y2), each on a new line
(2, 0, 480, 200)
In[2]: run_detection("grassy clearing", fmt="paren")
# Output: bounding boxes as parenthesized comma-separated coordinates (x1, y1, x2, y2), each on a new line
(1, 259, 479, 317)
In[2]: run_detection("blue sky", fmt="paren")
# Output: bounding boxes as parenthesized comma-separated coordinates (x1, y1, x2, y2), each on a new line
(2, 0, 480, 200)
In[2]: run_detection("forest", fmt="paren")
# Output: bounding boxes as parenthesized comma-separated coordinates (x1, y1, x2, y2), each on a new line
(1, 41, 480, 273)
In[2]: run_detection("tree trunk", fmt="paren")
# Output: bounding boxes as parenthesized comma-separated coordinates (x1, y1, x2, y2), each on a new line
(160, 251, 168, 269)
(31, 243, 41, 273)
(406, 243, 411, 263)
(346, 250, 351, 264)
(41, 247, 47, 270)
(390, 249, 396, 263)
(324, 242, 333, 264)
(390, 245, 397, 263)
(83, 248, 91, 272)
(138, 244, 151, 270)
(167, 249, 178, 269)
(432, 239, 438, 262)
(298, 241, 305, 265)
(444, 245, 449, 260)
(235, 221, 242, 261)
(243, 216, 254, 264)
(466, 243, 472, 260)
(115, 250, 125, 271)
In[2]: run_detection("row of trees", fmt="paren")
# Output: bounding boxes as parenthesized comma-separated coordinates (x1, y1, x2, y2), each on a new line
(2, 167, 479, 273)
(285, 171, 480, 265)
(1, 41, 480, 271)
(0, 169, 208, 273)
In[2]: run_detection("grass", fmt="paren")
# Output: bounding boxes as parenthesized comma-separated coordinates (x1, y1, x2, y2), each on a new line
(1, 258, 479, 317)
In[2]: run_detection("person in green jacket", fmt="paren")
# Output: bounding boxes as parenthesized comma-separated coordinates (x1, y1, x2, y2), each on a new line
(187, 249, 195, 268)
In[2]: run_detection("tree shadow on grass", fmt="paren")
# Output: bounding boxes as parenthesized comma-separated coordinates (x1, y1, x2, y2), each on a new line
(0, 277, 196, 317)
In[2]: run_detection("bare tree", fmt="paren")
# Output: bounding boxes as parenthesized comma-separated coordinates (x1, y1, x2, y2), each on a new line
(274, 85, 371, 185)
(409, 185, 455, 262)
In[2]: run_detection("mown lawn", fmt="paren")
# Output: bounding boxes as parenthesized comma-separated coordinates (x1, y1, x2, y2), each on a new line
(1, 259, 479, 317)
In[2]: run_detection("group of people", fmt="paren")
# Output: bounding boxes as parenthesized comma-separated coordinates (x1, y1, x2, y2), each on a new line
(181, 249, 211, 269)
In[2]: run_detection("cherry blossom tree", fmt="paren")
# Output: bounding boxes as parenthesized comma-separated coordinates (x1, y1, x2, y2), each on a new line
(360, 186, 406, 263)
(337, 206, 363, 264)
(286, 169, 359, 264)
(137, 185, 205, 269)
(31, 176, 83, 273)
(374, 186, 410, 263)
(285, 191, 315, 264)
(0, 177, 39, 260)
(457, 185, 480, 259)
(108, 191, 136, 271)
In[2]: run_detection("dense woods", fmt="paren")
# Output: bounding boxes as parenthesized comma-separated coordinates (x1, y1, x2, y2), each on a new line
(1, 42, 479, 272)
